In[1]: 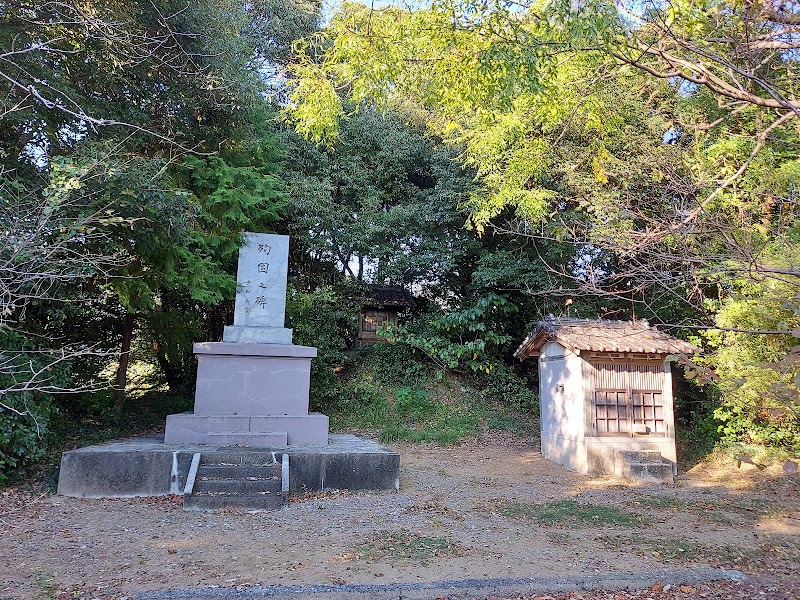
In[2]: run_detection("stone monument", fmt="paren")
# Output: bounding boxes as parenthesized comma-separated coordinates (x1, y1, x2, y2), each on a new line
(164, 233, 329, 446)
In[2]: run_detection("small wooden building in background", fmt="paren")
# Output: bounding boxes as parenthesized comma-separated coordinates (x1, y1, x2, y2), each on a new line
(514, 318, 699, 480)
(355, 285, 416, 348)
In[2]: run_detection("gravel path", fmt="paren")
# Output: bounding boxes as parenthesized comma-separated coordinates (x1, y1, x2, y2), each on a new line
(1, 433, 798, 600)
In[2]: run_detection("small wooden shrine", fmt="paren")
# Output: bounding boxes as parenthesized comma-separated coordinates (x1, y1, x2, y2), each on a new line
(355, 285, 416, 347)
(514, 318, 699, 477)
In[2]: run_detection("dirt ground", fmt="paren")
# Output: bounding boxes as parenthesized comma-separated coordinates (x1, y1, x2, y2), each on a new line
(1, 433, 798, 600)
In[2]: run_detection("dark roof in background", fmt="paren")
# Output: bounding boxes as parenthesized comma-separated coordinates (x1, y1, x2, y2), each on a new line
(363, 285, 416, 308)
(514, 318, 700, 359)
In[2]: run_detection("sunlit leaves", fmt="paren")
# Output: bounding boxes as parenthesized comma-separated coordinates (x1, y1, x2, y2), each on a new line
(708, 264, 800, 451)
(286, 0, 556, 142)
(286, 61, 346, 144)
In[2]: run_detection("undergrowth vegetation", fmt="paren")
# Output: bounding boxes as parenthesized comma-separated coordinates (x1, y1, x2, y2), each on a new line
(318, 343, 539, 445)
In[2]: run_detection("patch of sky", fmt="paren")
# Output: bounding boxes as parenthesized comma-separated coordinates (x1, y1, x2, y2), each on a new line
(572, 244, 608, 284)
(663, 126, 680, 144)
(322, 0, 429, 22)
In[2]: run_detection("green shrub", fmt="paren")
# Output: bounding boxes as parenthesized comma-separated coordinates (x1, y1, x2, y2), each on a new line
(0, 393, 53, 484)
(286, 285, 360, 410)
(481, 365, 539, 413)
(381, 293, 516, 373)
(703, 274, 800, 453)
(0, 329, 69, 483)
(355, 343, 428, 388)
(675, 383, 721, 461)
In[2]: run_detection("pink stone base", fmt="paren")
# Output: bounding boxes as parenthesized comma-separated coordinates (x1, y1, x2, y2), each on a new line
(164, 412, 329, 446)
(165, 341, 329, 447)
(193, 343, 316, 416)
(206, 431, 288, 446)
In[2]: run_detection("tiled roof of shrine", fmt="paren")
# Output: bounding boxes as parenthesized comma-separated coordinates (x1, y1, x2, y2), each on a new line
(363, 285, 416, 308)
(514, 318, 700, 359)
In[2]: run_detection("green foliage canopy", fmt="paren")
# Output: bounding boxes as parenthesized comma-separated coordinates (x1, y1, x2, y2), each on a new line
(285, 0, 800, 451)
(0, 0, 308, 478)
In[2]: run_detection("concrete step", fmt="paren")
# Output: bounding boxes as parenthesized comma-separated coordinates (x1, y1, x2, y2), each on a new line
(614, 449, 675, 483)
(193, 477, 281, 494)
(184, 492, 284, 511)
(619, 450, 666, 464)
(183, 455, 286, 511)
(622, 461, 674, 483)
(199, 450, 283, 466)
(194, 465, 280, 479)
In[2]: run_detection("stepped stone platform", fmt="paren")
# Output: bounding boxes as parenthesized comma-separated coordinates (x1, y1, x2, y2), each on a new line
(164, 342, 329, 446)
(57, 434, 400, 499)
(162, 233, 330, 448)
(183, 453, 288, 511)
(614, 449, 675, 483)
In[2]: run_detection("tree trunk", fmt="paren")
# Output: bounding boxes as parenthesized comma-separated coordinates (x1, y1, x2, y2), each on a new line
(153, 339, 182, 390)
(114, 312, 135, 411)
(339, 252, 356, 278)
(209, 306, 224, 341)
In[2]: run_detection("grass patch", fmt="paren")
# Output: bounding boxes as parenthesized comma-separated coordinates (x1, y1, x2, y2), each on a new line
(634, 495, 759, 525)
(707, 544, 772, 570)
(600, 534, 700, 561)
(636, 495, 691, 512)
(653, 538, 702, 560)
(380, 412, 482, 445)
(499, 499, 642, 527)
(327, 382, 486, 445)
(601, 532, 800, 573)
(716, 497, 784, 519)
(486, 410, 534, 435)
(347, 530, 461, 564)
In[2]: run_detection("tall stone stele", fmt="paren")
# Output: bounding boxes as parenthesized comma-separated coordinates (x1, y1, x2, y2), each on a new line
(164, 233, 329, 446)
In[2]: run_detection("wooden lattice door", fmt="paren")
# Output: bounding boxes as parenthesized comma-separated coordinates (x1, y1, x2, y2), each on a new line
(591, 360, 666, 436)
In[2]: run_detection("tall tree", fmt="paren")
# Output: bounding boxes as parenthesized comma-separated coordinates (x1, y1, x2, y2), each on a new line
(284, 0, 800, 447)
(286, 1, 800, 295)
(285, 105, 482, 297)
(0, 0, 312, 477)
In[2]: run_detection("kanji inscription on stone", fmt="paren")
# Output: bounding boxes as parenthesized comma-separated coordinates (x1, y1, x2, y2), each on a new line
(232, 233, 289, 328)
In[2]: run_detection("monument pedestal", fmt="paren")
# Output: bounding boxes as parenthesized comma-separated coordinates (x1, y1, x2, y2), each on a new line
(163, 232, 329, 447)
(164, 342, 329, 446)
(58, 234, 400, 503)
(222, 325, 293, 344)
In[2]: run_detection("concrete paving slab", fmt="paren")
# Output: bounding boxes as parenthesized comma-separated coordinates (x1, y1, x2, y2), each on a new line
(134, 568, 747, 599)
(57, 434, 399, 498)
